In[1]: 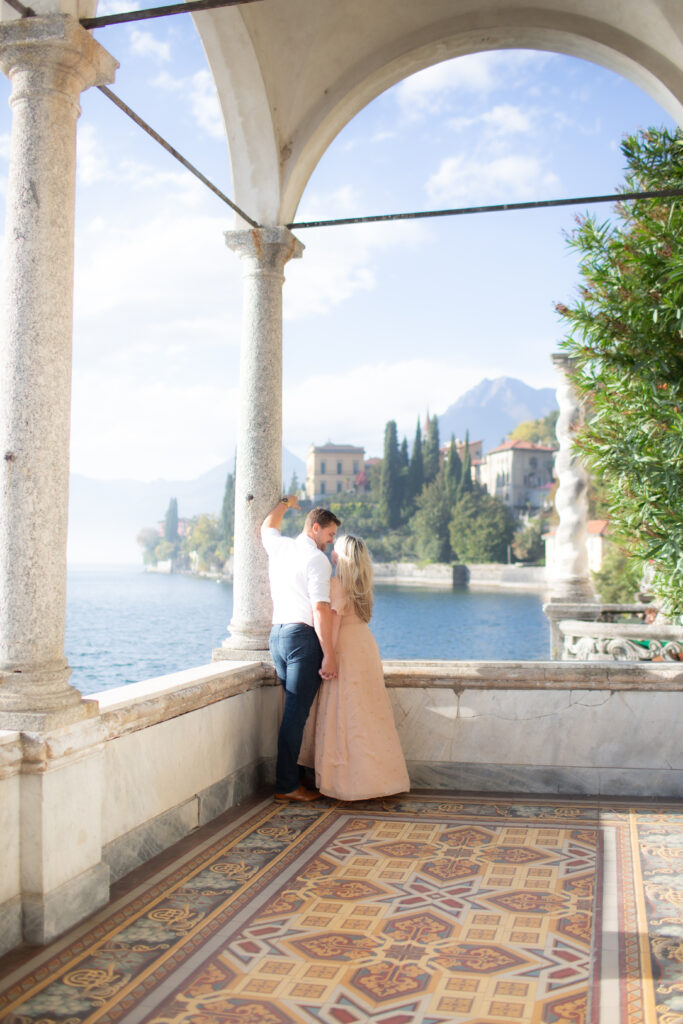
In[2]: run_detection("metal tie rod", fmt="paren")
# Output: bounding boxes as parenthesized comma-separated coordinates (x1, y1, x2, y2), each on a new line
(81, 0, 262, 30)
(2, 0, 35, 16)
(98, 85, 260, 226)
(287, 188, 683, 230)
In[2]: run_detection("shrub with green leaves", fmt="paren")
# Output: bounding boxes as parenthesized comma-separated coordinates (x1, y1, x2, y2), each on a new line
(558, 127, 683, 613)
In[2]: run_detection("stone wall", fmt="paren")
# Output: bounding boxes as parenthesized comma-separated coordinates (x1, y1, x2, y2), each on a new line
(384, 660, 683, 797)
(373, 562, 548, 590)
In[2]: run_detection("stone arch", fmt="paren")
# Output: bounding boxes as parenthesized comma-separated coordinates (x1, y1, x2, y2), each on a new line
(194, 1, 683, 226)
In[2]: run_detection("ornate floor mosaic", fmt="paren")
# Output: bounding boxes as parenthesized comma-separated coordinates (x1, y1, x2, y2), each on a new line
(1, 794, 682, 1024)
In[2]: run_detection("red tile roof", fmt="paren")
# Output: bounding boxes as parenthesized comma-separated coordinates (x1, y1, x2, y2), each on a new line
(487, 439, 557, 455)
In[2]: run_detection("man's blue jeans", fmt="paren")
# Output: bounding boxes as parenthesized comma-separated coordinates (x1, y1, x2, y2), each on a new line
(269, 623, 323, 793)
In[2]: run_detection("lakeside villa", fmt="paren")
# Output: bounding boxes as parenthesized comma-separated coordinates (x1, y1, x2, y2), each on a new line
(0, 1, 682, 1021)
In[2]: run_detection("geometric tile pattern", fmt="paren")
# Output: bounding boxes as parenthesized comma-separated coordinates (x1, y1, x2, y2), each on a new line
(0, 794, 681, 1024)
(149, 816, 600, 1023)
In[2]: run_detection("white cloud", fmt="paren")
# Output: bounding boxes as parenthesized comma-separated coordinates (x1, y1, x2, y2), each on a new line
(449, 104, 535, 136)
(150, 68, 224, 140)
(283, 359, 484, 460)
(426, 154, 560, 204)
(481, 104, 534, 135)
(396, 51, 548, 118)
(96, 0, 140, 13)
(77, 123, 109, 186)
(71, 371, 239, 480)
(189, 70, 225, 140)
(118, 158, 205, 204)
(0, 133, 10, 160)
(284, 217, 428, 319)
(74, 211, 240, 324)
(129, 29, 171, 63)
(151, 70, 184, 93)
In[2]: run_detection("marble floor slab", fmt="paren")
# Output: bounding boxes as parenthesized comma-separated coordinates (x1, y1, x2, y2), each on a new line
(0, 791, 681, 1024)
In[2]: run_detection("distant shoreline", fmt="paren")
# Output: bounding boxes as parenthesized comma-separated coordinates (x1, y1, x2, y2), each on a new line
(144, 561, 548, 591)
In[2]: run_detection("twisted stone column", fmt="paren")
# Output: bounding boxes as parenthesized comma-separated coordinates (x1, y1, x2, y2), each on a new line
(549, 353, 594, 602)
(218, 227, 304, 655)
(0, 17, 117, 729)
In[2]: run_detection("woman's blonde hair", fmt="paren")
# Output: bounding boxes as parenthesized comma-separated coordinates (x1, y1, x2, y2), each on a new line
(333, 535, 373, 623)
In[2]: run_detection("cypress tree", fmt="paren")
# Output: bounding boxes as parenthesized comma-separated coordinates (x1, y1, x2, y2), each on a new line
(164, 497, 179, 543)
(399, 437, 409, 471)
(408, 419, 424, 501)
(399, 436, 410, 515)
(444, 434, 462, 497)
(423, 412, 441, 484)
(380, 420, 402, 528)
(459, 429, 474, 498)
(221, 471, 235, 548)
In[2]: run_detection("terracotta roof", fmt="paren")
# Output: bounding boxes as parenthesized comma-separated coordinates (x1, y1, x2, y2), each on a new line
(309, 443, 365, 453)
(487, 439, 557, 455)
(545, 519, 610, 539)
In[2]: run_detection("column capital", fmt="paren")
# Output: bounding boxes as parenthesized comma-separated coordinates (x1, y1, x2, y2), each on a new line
(551, 352, 575, 375)
(224, 226, 304, 272)
(0, 15, 118, 99)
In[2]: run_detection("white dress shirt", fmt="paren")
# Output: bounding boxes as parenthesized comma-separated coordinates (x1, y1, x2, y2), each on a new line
(261, 526, 332, 626)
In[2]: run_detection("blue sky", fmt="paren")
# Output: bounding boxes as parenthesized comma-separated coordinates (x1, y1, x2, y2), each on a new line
(0, 13, 676, 480)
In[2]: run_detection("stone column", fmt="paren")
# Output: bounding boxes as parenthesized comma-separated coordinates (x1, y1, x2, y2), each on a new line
(548, 353, 594, 603)
(0, 16, 118, 730)
(217, 227, 304, 656)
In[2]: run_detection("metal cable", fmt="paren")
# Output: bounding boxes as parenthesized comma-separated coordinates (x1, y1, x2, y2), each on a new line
(287, 188, 683, 230)
(81, 0, 262, 31)
(97, 85, 260, 226)
(1, 0, 35, 16)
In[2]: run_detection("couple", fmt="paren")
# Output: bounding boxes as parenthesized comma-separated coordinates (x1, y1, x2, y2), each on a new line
(261, 495, 409, 803)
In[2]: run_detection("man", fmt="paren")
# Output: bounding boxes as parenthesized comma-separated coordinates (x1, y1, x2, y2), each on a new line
(261, 496, 341, 802)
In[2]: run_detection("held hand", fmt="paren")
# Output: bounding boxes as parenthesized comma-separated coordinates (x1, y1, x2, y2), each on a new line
(319, 653, 337, 680)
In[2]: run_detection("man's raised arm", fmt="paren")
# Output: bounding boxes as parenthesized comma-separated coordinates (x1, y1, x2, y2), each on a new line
(262, 494, 300, 532)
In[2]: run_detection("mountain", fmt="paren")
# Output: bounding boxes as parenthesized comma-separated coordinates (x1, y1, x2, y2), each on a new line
(437, 377, 557, 454)
(68, 448, 306, 564)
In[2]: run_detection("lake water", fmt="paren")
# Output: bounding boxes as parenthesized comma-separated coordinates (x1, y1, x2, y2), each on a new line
(65, 566, 550, 696)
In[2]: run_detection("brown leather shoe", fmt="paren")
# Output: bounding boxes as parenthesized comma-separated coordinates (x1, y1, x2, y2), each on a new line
(274, 784, 321, 802)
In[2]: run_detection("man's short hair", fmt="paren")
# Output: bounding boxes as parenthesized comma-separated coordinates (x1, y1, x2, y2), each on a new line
(305, 507, 341, 530)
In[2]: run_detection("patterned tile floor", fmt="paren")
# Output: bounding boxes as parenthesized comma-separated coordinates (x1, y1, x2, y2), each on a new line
(1, 792, 682, 1024)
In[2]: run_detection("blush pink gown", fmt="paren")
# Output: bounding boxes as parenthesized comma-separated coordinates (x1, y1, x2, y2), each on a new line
(299, 577, 410, 800)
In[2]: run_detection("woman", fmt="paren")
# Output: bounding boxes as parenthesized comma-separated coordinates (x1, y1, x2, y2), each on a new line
(299, 534, 410, 800)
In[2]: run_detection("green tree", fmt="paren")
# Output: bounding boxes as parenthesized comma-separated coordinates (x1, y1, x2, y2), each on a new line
(512, 516, 547, 563)
(443, 435, 462, 497)
(154, 539, 176, 563)
(410, 475, 454, 563)
(164, 497, 179, 544)
(557, 127, 683, 612)
(184, 514, 222, 571)
(287, 470, 300, 494)
(458, 429, 473, 499)
(220, 471, 235, 555)
(137, 527, 159, 566)
(422, 413, 440, 484)
(407, 419, 424, 504)
(593, 543, 643, 603)
(380, 420, 402, 529)
(449, 490, 516, 563)
(508, 411, 559, 445)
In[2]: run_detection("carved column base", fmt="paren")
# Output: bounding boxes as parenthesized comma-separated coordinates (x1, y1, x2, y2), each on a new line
(548, 577, 595, 603)
(0, 659, 97, 730)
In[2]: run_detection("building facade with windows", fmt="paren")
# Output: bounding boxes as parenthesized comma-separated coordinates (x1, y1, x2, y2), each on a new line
(480, 440, 556, 512)
(305, 443, 365, 500)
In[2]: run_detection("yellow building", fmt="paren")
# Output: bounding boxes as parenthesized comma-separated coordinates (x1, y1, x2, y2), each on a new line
(306, 443, 365, 500)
